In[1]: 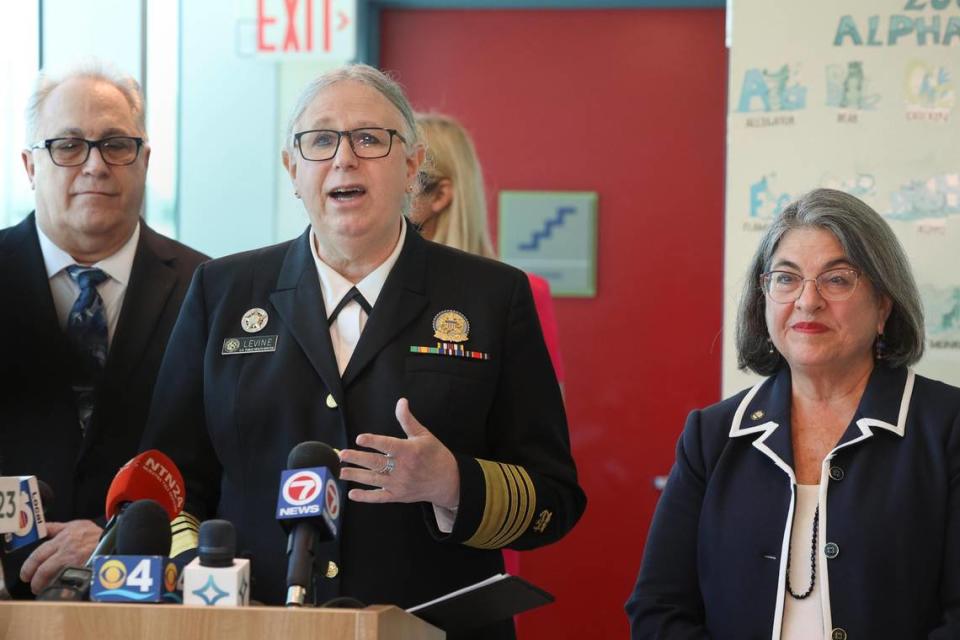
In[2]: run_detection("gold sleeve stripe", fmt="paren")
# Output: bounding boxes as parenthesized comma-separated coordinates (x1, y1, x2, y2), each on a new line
(499, 464, 535, 547)
(490, 463, 535, 548)
(464, 459, 537, 549)
(465, 459, 506, 549)
(489, 463, 520, 546)
(169, 511, 200, 558)
(483, 463, 517, 547)
(172, 512, 200, 530)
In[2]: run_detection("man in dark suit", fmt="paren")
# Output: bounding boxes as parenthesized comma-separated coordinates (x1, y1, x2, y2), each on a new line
(0, 63, 207, 595)
(140, 65, 584, 638)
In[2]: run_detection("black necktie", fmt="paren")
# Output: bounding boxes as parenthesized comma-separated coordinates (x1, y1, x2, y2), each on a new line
(65, 265, 110, 435)
(327, 287, 372, 325)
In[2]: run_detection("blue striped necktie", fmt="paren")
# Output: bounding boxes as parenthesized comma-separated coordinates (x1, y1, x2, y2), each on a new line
(65, 265, 109, 435)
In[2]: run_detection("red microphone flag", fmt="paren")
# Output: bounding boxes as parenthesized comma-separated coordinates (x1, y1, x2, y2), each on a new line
(105, 450, 185, 521)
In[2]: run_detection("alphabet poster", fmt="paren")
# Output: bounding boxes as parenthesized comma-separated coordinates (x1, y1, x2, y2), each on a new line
(723, 0, 960, 395)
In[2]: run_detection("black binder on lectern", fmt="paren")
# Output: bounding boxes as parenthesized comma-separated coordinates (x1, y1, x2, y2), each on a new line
(406, 573, 554, 633)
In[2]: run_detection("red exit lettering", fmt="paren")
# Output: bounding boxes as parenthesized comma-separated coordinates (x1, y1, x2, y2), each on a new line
(258, 0, 330, 53)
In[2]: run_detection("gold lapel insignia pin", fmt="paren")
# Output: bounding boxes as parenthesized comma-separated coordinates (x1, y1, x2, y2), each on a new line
(432, 310, 470, 343)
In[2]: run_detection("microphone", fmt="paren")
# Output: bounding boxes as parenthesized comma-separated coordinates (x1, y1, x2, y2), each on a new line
(1, 476, 50, 553)
(276, 441, 342, 607)
(115, 499, 173, 555)
(0, 476, 15, 600)
(38, 451, 184, 602)
(183, 520, 250, 607)
(0, 477, 54, 599)
(86, 450, 185, 564)
(90, 499, 181, 603)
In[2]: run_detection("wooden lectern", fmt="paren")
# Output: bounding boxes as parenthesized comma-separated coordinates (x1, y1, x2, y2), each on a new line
(0, 601, 444, 640)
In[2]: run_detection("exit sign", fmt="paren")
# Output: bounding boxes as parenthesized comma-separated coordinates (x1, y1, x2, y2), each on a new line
(238, 0, 356, 60)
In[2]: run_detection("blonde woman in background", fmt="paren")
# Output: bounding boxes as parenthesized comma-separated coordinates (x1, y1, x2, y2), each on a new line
(410, 113, 566, 385)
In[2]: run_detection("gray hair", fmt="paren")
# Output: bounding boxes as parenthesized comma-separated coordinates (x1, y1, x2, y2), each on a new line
(736, 188, 925, 375)
(26, 60, 146, 143)
(285, 64, 421, 215)
(284, 63, 419, 152)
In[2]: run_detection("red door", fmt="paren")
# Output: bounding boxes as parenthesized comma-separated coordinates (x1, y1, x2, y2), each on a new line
(381, 9, 727, 637)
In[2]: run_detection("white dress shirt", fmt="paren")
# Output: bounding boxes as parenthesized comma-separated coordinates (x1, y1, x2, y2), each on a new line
(309, 220, 406, 375)
(37, 221, 140, 345)
(309, 220, 458, 532)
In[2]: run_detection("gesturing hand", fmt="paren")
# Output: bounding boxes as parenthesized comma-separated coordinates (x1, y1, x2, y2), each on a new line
(339, 398, 460, 509)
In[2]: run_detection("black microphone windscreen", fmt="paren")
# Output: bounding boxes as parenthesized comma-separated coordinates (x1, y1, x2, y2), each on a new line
(198, 520, 236, 567)
(116, 499, 172, 556)
(287, 441, 341, 476)
(37, 480, 55, 517)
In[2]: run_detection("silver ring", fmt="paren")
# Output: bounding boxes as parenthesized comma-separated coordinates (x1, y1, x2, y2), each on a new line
(377, 455, 395, 475)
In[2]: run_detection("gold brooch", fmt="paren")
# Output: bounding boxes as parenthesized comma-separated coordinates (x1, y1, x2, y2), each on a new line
(432, 310, 470, 343)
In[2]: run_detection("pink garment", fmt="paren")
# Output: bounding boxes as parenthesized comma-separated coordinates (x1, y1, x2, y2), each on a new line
(505, 273, 565, 577)
(526, 273, 565, 383)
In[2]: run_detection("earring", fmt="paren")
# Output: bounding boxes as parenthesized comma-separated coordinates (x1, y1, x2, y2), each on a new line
(406, 185, 414, 193)
(294, 191, 301, 199)
(875, 333, 886, 360)
(767, 338, 775, 355)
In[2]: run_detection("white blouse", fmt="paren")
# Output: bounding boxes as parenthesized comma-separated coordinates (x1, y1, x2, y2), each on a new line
(781, 484, 825, 639)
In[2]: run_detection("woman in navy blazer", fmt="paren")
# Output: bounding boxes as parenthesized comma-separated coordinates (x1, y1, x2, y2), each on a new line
(627, 188, 960, 639)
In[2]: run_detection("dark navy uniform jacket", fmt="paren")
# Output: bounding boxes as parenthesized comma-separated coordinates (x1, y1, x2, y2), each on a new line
(627, 365, 960, 640)
(140, 222, 585, 636)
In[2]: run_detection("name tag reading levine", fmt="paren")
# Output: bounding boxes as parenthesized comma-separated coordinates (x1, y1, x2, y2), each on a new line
(221, 335, 279, 355)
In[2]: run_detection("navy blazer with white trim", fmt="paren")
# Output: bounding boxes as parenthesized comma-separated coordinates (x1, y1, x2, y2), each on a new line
(627, 365, 960, 640)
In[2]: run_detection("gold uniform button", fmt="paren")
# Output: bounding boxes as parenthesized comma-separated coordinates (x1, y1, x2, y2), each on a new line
(326, 393, 338, 409)
(326, 561, 339, 578)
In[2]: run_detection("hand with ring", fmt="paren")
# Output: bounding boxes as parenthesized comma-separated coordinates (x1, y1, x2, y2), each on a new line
(377, 455, 396, 475)
(339, 398, 460, 509)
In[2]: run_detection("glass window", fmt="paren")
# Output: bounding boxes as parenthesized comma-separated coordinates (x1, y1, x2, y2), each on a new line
(0, 1, 40, 229)
(145, 0, 180, 238)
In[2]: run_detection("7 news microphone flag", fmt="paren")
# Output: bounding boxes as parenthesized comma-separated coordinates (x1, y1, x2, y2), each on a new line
(276, 441, 342, 607)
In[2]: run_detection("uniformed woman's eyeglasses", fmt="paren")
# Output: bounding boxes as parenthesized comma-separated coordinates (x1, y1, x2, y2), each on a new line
(293, 127, 406, 161)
